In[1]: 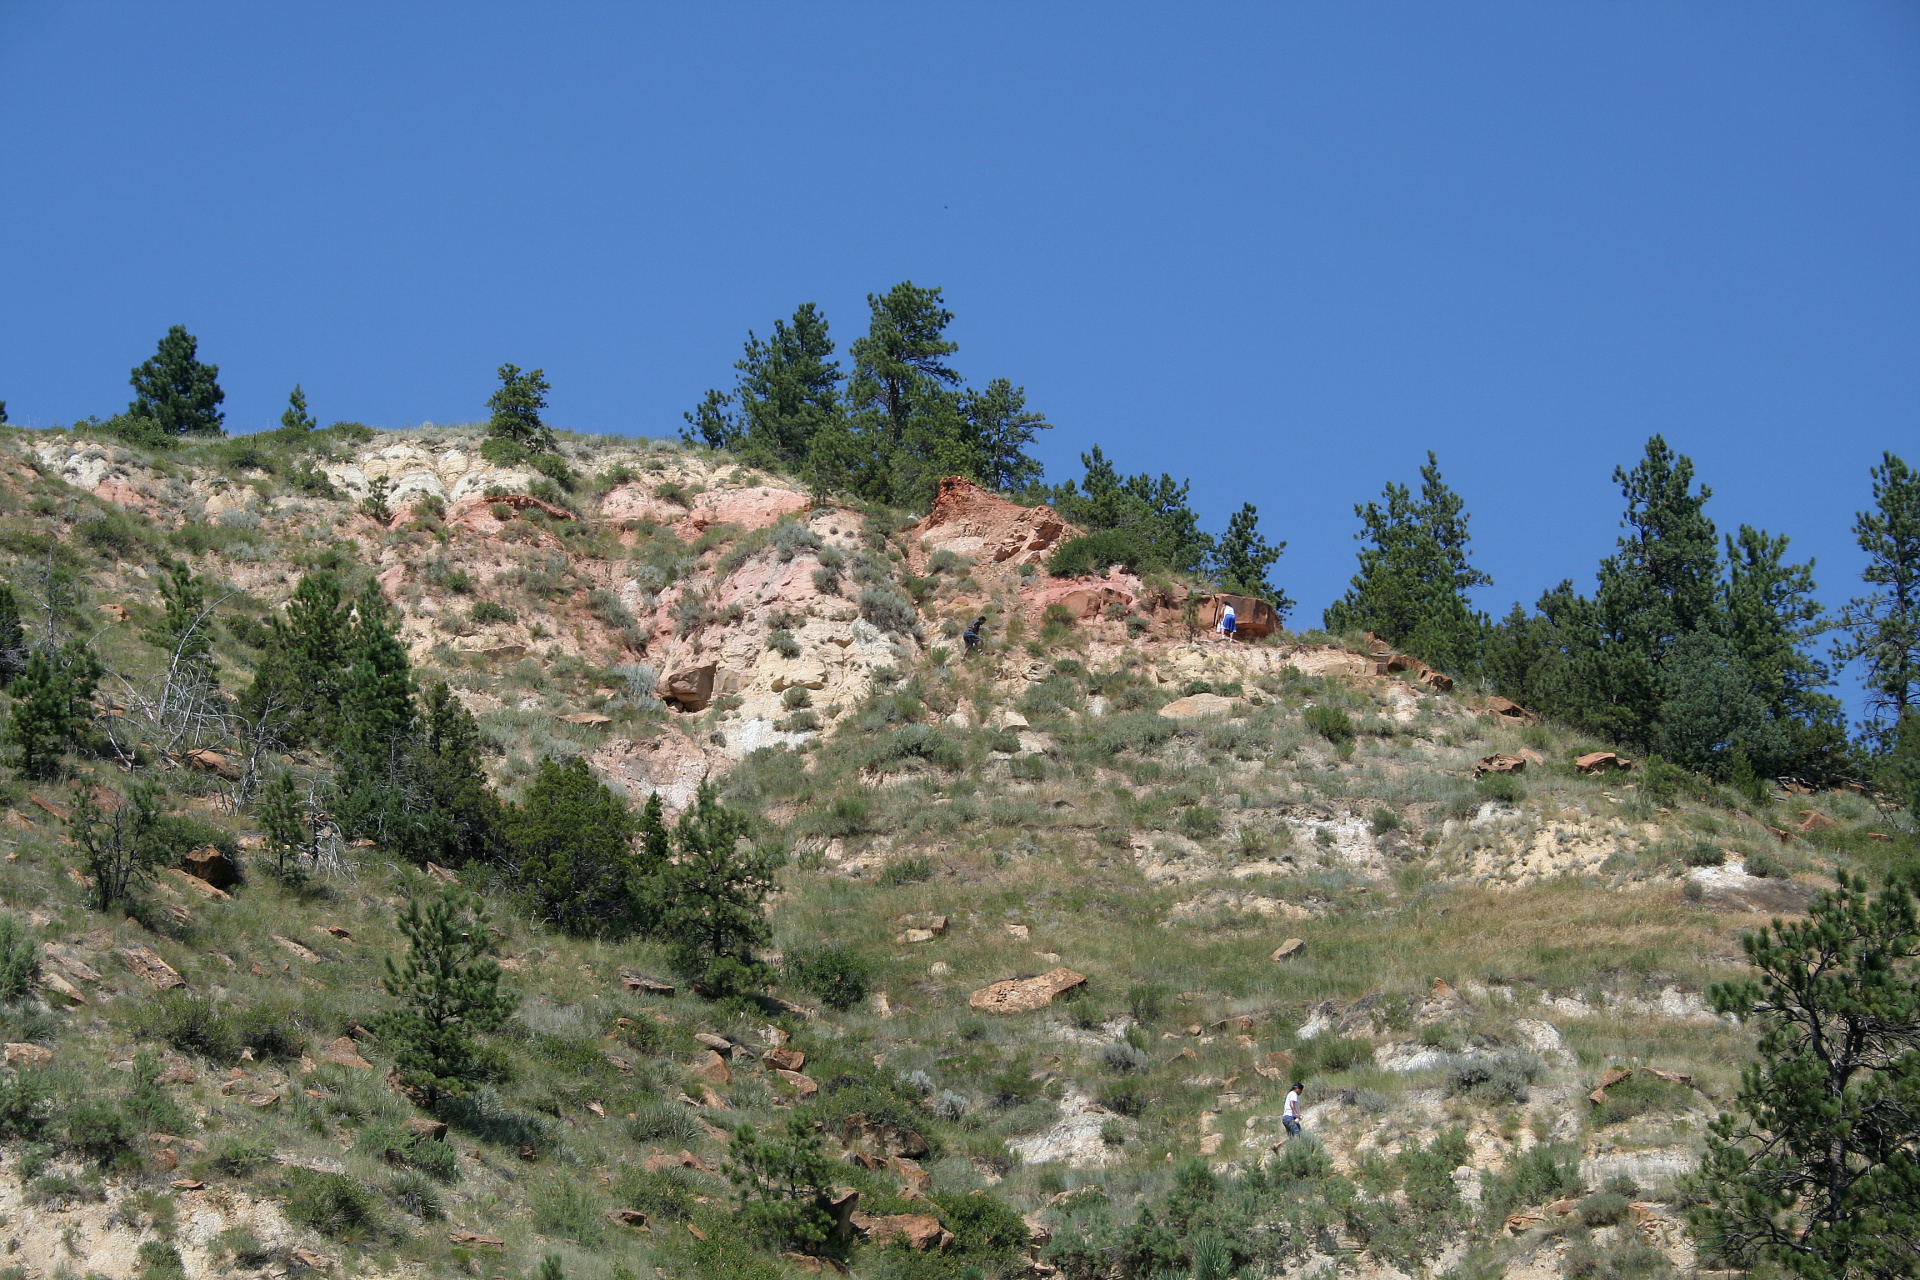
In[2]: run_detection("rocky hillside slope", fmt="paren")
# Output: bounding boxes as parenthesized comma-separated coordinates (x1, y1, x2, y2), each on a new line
(0, 422, 1909, 1280)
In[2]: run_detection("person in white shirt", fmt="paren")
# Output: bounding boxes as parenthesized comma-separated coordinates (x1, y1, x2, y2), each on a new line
(1217, 602, 1238, 641)
(1281, 1082, 1304, 1137)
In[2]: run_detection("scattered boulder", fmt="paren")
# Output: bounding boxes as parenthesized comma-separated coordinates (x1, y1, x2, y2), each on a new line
(182, 845, 239, 889)
(120, 945, 186, 990)
(606, 1208, 651, 1230)
(274, 935, 323, 964)
(661, 664, 718, 711)
(1157, 693, 1238, 720)
(1485, 697, 1539, 727)
(5, 1042, 51, 1067)
(969, 967, 1087, 1013)
(773, 1068, 819, 1097)
(851, 1212, 951, 1251)
(620, 970, 676, 996)
(842, 1112, 930, 1160)
(404, 1117, 448, 1141)
(1796, 810, 1837, 833)
(41, 971, 87, 1006)
(1474, 754, 1528, 778)
(1575, 751, 1631, 774)
(448, 1232, 506, 1249)
(320, 1036, 373, 1070)
(693, 1049, 733, 1085)
(559, 712, 612, 726)
(1270, 938, 1305, 962)
(183, 748, 240, 781)
(165, 868, 231, 901)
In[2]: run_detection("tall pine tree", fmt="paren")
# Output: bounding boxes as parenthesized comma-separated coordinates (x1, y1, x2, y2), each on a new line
(1834, 452, 1920, 755)
(126, 325, 225, 438)
(1323, 453, 1490, 673)
(1211, 503, 1292, 617)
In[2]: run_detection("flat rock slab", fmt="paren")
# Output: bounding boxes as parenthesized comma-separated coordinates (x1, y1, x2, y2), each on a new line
(1157, 693, 1238, 720)
(969, 967, 1086, 1013)
(120, 945, 186, 990)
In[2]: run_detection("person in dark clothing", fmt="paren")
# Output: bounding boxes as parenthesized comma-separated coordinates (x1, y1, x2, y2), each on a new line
(962, 615, 987, 657)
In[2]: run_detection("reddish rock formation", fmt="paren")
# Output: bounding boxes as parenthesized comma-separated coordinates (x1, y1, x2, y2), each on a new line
(1194, 593, 1285, 640)
(909, 476, 1074, 568)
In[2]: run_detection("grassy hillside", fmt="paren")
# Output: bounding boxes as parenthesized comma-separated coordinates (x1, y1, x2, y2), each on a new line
(0, 421, 1910, 1280)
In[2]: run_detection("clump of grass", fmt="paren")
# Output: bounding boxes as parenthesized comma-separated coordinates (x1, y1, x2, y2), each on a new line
(627, 1102, 704, 1147)
(1591, 1073, 1697, 1127)
(283, 1171, 382, 1241)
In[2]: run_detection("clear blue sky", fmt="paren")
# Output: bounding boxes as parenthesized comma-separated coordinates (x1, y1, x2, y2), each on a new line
(3, 3, 1916, 710)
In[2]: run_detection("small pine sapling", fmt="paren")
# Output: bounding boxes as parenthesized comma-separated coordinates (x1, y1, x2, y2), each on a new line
(374, 889, 518, 1107)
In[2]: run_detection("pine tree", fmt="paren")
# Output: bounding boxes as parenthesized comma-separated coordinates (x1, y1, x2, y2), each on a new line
(1834, 452, 1920, 755)
(500, 755, 640, 936)
(645, 782, 774, 995)
(1723, 525, 1849, 780)
(332, 583, 417, 846)
(4, 641, 102, 779)
(239, 570, 352, 749)
(1211, 503, 1292, 616)
(407, 683, 501, 868)
(127, 326, 225, 437)
(280, 385, 316, 433)
(483, 363, 555, 460)
(258, 769, 309, 883)
(375, 888, 517, 1106)
(1324, 453, 1491, 673)
(845, 282, 966, 506)
(1047, 446, 1215, 577)
(0, 582, 27, 688)
(738, 303, 843, 469)
(1571, 436, 1724, 749)
(66, 780, 165, 912)
(960, 378, 1051, 493)
(1691, 871, 1920, 1280)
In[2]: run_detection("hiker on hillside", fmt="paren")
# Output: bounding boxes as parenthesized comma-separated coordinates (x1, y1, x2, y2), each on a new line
(1217, 600, 1238, 642)
(963, 615, 987, 658)
(1281, 1082, 1304, 1137)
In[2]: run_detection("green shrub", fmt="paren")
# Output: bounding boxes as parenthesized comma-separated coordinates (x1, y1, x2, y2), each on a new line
(284, 1171, 382, 1240)
(611, 1166, 705, 1220)
(1369, 806, 1402, 836)
(136, 1241, 185, 1280)
(784, 943, 871, 1011)
(1179, 806, 1223, 839)
(80, 512, 143, 558)
(813, 792, 871, 837)
(1745, 850, 1789, 879)
(1477, 772, 1526, 805)
(1681, 841, 1725, 868)
(210, 1135, 273, 1177)
(1300, 1036, 1373, 1075)
(470, 600, 516, 625)
(767, 628, 801, 658)
(860, 586, 918, 635)
(1097, 711, 1175, 755)
(1048, 529, 1156, 577)
(1444, 1051, 1543, 1104)
(1579, 1191, 1631, 1227)
(1305, 705, 1354, 743)
(140, 992, 239, 1061)
(0, 1071, 52, 1140)
(1272, 1132, 1332, 1179)
(61, 1099, 133, 1164)
(1591, 1073, 1696, 1127)
(0, 913, 39, 1002)
(1480, 1143, 1584, 1224)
